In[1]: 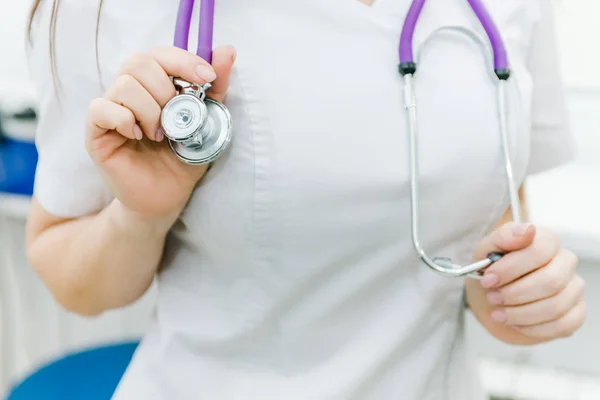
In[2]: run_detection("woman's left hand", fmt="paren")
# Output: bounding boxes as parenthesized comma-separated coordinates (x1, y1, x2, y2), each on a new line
(469, 222, 586, 342)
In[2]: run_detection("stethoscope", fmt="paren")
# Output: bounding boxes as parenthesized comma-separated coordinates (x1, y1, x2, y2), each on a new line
(399, 0, 522, 279)
(162, 0, 521, 279)
(161, 0, 232, 165)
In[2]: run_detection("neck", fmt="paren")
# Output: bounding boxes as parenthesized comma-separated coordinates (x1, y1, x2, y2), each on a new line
(357, 0, 375, 5)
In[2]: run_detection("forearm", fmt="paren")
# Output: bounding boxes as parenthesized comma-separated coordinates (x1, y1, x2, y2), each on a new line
(27, 199, 174, 316)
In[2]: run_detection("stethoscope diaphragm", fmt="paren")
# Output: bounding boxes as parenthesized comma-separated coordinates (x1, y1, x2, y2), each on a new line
(161, 93, 208, 143)
(167, 98, 232, 165)
(161, 78, 232, 165)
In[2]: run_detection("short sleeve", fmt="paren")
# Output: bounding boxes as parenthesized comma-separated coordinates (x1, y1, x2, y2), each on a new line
(27, 2, 113, 218)
(525, 1, 577, 176)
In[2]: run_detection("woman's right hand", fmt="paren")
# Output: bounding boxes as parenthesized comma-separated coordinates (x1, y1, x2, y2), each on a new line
(85, 45, 236, 225)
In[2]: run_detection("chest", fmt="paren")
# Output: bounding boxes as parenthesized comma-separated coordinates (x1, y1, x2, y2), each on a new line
(205, 0, 537, 196)
(102, 0, 542, 263)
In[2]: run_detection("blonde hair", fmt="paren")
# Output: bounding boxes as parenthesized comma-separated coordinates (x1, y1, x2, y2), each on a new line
(28, 0, 105, 94)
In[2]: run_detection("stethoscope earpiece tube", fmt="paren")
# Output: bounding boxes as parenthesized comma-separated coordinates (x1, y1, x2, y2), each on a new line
(162, 0, 232, 166)
(400, 0, 522, 279)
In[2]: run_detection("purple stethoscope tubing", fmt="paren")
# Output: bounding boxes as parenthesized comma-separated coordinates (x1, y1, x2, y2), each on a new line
(174, 0, 215, 63)
(162, 0, 232, 165)
(399, 0, 521, 279)
(399, 0, 509, 78)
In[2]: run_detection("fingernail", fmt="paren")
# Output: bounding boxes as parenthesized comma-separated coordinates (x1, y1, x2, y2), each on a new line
(133, 124, 143, 140)
(156, 128, 164, 142)
(195, 65, 216, 82)
(481, 273, 499, 288)
(491, 309, 507, 323)
(486, 291, 503, 305)
(512, 223, 531, 237)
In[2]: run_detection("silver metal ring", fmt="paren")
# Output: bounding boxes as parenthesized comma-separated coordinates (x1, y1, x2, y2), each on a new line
(161, 94, 208, 142)
(168, 98, 232, 165)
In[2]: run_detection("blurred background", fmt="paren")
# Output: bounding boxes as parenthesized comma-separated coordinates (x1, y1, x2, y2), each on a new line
(1, 1, 599, 399)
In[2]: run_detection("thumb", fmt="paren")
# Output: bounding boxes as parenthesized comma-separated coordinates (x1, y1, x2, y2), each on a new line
(473, 222, 536, 261)
(208, 45, 236, 103)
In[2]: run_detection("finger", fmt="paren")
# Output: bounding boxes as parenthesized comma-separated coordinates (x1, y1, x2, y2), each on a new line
(118, 53, 177, 108)
(149, 45, 217, 85)
(86, 97, 138, 141)
(474, 222, 535, 288)
(493, 274, 585, 326)
(207, 45, 236, 103)
(495, 248, 578, 306)
(514, 300, 586, 339)
(483, 228, 560, 288)
(473, 222, 536, 261)
(104, 75, 163, 141)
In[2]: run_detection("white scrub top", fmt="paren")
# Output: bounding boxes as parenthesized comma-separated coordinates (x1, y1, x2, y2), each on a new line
(28, 0, 575, 399)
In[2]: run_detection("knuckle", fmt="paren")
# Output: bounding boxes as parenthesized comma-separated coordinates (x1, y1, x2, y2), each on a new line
(555, 318, 573, 338)
(531, 239, 554, 266)
(156, 85, 176, 107)
(541, 227, 561, 247)
(114, 74, 138, 93)
(119, 111, 136, 128)
(543, 297, 561, 319)
(559, 303, 586, 338)
(148, 46, 164, 56)
(565, 250, 579, 270)
(149, 45, 177, 61)
(121, 52, 152, 74)
(497, 223, 515, 243)
(543, 269, 564, 294)
(577, 301, 587, 322)
(574, 275, 586, 296)
(559, 327, 574, 338)
(498, 287, 517, 305)
(87, 97, 105, 115)
(113, 110, 134, 132)
(502, 310, 515, 325)
(130, 51, 151, 63)
(165, 84, 177, 100)
(581, 305, 588, 327)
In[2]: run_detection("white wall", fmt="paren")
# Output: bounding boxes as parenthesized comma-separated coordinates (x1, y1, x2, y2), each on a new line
(0, 0, 36, 102)
(554, 0, 600, 89)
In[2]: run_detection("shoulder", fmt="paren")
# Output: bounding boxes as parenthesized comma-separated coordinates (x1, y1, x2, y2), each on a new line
(488, 0, 544, 21)
(488, 0, 545, 45)
(28, 1, 102, 85)
(28, 0, 177, 91)
(96, 0, 178, 87)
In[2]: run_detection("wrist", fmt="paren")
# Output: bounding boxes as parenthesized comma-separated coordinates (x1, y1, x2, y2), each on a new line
(106, 199, 178, 238)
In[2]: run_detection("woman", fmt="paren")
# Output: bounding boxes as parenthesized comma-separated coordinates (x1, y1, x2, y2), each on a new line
(25, 0, 585, 398)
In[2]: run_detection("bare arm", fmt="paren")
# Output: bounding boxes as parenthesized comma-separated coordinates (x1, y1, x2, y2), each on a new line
(24, 45, 236, 318)
(26, 198, 174, 316)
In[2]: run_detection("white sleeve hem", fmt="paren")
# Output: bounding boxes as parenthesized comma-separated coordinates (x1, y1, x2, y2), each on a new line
(33, 163, 113, 218)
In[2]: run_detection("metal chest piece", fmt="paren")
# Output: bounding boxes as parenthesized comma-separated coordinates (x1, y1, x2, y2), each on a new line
(161, 78, 232, 165)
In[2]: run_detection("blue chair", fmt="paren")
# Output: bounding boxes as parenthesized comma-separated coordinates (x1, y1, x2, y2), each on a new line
(0, 107, 38, 196)
(0, 137, 38, 196)
(5, 341, 139, 400)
